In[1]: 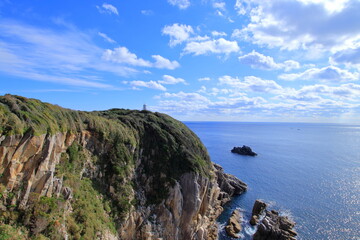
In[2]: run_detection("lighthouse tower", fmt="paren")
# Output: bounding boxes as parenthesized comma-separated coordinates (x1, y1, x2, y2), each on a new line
(143, 104, 147, 111)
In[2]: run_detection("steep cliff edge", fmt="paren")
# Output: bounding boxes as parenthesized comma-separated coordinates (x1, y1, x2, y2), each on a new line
(0, 94, 246, 240)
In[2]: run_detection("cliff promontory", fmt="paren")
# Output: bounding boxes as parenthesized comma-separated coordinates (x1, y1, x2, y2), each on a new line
(0, 94, 246, 240)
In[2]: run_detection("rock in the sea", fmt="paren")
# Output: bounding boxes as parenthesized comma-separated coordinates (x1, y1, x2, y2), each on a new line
(213, 164, 247, 205)
(252, 199, 267, 216)
(231, 145, 257, 156)
(225, 210, 242, 238)
(253, 210, 297, 240)
(250, 199, 267, 225)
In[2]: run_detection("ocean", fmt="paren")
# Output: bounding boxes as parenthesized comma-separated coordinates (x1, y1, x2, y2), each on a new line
(184, 122, 360, 240)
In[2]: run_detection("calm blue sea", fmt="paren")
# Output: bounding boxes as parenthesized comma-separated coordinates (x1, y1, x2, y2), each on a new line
(184, 122, 360, 240)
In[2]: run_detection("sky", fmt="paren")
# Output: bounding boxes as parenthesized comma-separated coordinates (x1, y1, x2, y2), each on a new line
(1, 0, 360, 123)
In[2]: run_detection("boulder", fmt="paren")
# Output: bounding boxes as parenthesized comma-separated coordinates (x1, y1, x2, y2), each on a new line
(231, 145, 257, 156)
(225, 210, 242, 238)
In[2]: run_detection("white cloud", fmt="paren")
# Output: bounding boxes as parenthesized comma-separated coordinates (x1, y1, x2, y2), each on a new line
(162, 24, 239, 56)
(153, 82, 360, 121)
(198, 77, 211, 81)
(97, 3, 119, 15)
(298, 83, 360, 98)
(244, 76, 283, 93)
(0, 20, 139, 88)
(157, 88, 266, 115)
(159, 75, 186, 84)
(102, 47, 151, 67)
(167, 0, 190, 9)
(275, 83, 360, 103)
(200, 87, 232, 96)
(189, 35, 211, 42)
(215, 10, 224, 16)
(103, 47, 180, 69)
(183, 38, 240, 56)
(197, 86, 207, 93)
(297, 0, 351, 14)
(330, 46, 360, 68)
(213, 2, 226, 10)
(212, 95, 266, 109)
(238, 50, 300, 71)
(162, 23, 194, 47)
(98, 32, 116, 43)
(156, 91, 210, 112)
(238, 50, 280, 70)
(279, 66, 359, 82)
(219, 75, 283, 93)
(151, 55, 180, 69)
(141, 10, 154, 16)
(283, 60, 301, 72)
(211, 31, 227, 37)
(125, 80, 166, 91)
(234, 0, 360, 52)
(234, 0, 250, 15)
(124, 75, 185, 92)
(162, 91, 209, 101)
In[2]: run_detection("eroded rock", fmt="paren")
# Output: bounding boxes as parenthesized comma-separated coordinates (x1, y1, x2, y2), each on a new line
(225, 209, 242, 238)
(213, 164, 247, 205)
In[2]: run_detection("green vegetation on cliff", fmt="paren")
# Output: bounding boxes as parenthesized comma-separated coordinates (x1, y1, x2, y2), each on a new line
(0, 94, 212, 239)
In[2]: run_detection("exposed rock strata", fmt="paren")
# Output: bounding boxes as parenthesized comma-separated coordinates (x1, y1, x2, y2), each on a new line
(0, 132, 245, 240)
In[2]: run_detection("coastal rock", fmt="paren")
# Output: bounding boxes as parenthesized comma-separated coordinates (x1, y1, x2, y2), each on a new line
(225, 209, 242, 238)
(231, 145, 257, 156)
(213, 164, 247, 204)
(250, 199, 267, 225)
(252, 199, 267, 216)
(250, 215, 259, 226)
(253, 210, 297, 240)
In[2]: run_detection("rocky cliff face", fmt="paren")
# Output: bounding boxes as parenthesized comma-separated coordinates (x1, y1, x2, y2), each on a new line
(0, 94, 246, 240)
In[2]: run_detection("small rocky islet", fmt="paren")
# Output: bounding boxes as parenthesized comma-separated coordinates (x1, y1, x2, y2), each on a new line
(231, 145, 258, 156)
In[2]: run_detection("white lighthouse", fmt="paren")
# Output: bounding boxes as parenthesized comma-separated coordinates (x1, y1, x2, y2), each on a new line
(143, 104, 147, 111)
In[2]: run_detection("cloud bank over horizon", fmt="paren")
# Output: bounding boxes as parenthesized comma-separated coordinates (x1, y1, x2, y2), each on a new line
(0, 0, 359, 123)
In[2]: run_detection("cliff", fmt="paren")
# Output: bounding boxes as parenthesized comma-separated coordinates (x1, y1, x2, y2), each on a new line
(0, 94, 247, 240)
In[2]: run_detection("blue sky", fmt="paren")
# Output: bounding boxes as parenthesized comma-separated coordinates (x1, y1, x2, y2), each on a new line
(1, 0, 360, 123)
